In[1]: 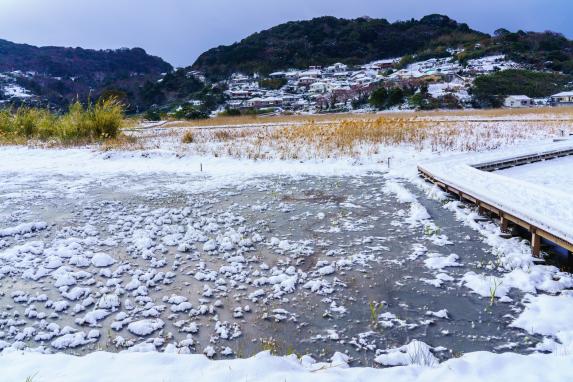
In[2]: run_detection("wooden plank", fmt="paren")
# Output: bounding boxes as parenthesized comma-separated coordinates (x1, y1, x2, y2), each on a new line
(536, 229, 573, 253)
(499, 212, 531, 231)
(461, 193, 477, 203)
(473, 148, 573, 172)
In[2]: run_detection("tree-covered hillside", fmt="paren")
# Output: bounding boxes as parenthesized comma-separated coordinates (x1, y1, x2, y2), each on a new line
(192, 15, 487, 79)
(458, 29, 573, 74)
(0, 39, 172, 76)
(0, 39, 172, 111)
(471, 69, 572, 107)
(192, 14, 573, 81)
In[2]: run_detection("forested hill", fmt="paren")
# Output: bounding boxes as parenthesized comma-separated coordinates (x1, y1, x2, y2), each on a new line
(0, 38, 172, 110)
(191, 14, 573, 79)
(191, 14, 486, 79)
(0, 39, 172, 77)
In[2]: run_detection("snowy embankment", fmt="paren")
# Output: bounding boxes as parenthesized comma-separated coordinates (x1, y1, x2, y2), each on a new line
(0, 146, 384, 178)
(2, 349, 573, 382)
(418, 139, 573, 244)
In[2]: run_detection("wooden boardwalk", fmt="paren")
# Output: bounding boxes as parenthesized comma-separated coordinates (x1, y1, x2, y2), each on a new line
(472, 147, 573, 172)
(418, 148, 573, 258)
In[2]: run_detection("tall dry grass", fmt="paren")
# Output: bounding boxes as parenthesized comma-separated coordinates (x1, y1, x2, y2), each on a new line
(162, 106, 573, 129)
(169, 111, 573, 160)
(0, 98, 125, 145)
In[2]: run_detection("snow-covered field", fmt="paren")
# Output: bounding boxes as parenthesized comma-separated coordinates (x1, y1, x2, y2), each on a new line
(1, 113, 573, 381)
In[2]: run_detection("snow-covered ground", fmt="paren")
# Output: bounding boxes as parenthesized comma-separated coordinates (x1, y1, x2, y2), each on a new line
(1, 114, 573, 381)
(391, 55, 521, 80)
(2, 83, 32, 98)
(3, 349, 573, 382)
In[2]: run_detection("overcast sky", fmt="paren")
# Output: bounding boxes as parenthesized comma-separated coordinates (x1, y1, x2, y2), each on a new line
(0, 0, 571, 67)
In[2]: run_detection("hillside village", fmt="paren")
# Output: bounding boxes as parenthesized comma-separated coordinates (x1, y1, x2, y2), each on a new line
(210, 54, 570, 114)
(2, 51, 572, 115)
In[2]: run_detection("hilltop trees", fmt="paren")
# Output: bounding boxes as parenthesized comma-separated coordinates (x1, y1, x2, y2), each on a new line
(369, 87, 407, 110)
(471, 69, 572, 107)
(192, 15, 486, 79)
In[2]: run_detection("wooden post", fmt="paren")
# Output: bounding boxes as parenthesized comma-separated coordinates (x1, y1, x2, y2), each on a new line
(531, 230, 541, 258)
(500, 216, 509, 233)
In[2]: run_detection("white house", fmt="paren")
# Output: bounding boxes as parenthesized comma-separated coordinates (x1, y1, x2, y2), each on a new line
(504, 95, 533, 108)
(298, 77, 318, 86)
(325, 63, 348, 74)
(550, 91, 573, 107)
(245, 97, 283, 109)
(309, 82, 329, 94)
(269, 72, 286, 79)
(299, 69, 321, 78)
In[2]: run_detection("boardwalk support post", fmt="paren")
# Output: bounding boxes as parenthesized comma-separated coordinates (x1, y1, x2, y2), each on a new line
(500, 216, 509, 233)
(531, 230, 541, 258)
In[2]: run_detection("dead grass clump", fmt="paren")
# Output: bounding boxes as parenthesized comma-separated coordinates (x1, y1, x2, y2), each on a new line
(181, 130, 194, 144)
(100, 134, 143, 151)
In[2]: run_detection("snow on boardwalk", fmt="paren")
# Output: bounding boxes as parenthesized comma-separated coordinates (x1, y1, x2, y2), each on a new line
(418, 140, 573, 247)
(499, 155, 573, 194)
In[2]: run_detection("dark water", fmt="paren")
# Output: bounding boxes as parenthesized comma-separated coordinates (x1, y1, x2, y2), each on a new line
(0, 173, 538, 365)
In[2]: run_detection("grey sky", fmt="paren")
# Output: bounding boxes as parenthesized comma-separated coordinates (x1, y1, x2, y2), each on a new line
(0, 0, 571, 67)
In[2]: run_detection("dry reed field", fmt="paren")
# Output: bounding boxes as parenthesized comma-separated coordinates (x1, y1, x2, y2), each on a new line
(161, 106, 573, 129)
(133, 108, 573, 160)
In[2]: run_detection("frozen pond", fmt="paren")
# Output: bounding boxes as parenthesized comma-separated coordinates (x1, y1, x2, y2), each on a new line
(497, 155, 573, 194)
(0, 172, 544, 365)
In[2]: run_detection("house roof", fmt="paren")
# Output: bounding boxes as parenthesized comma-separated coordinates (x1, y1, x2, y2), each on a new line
(552, 91, 573, 97)
(506, 95, 531, 100)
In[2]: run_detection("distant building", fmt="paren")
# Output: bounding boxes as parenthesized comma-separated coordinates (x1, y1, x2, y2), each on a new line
(550, 91, 573, 107)
(325, 63, 348, 74)
(269, 72, 286, 79)
(245, 97, 283, 109)
(298, 77, 318, 86)
(370, 59, 397, 70)
(504, 95, 533, 108)
(311, 81, 330, 92)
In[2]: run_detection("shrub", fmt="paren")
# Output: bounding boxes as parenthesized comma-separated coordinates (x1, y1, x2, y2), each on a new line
(369, 87, 406, 110)
(174, 105, 209, 120)
(143, 109, 162, 122)
(181, 130, 194, 143)
(0, 98, 124, 143)
(259, 78, 287, 90)
(221, 108, 242, 117)
(91, 98, 124, 139)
